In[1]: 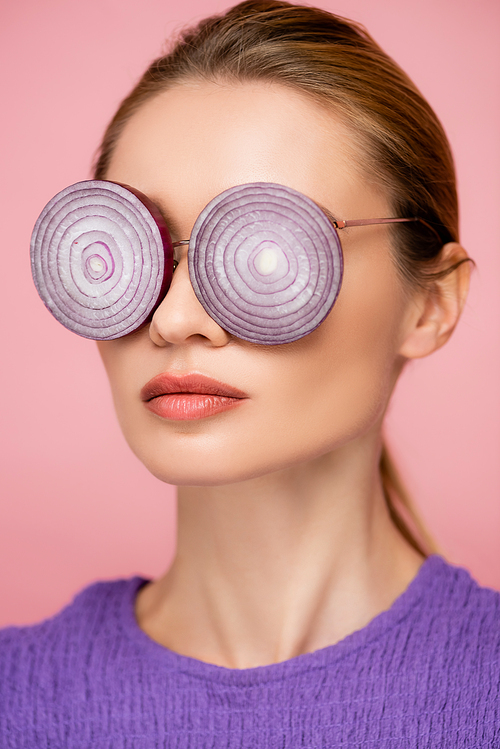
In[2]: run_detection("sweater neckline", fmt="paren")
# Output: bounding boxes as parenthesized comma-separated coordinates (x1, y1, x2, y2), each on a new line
(119, 554, 447, 686)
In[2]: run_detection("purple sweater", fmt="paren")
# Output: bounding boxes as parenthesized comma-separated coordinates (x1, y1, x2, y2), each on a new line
(1, 555, 499, 747)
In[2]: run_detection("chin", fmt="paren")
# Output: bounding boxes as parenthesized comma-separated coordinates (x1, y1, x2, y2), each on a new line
(130, 449, 285, 487)
(122, 426, 363, 488)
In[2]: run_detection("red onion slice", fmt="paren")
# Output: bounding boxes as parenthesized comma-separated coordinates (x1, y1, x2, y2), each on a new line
(188, 183, 343, 344)
(30, 180, 173, 340)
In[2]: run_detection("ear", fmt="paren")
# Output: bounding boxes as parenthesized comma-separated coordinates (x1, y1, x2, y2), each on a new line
(398, 243, 471, 360)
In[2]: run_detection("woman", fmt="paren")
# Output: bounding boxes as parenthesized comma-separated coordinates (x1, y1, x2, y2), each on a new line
(1, 1, 498, 746)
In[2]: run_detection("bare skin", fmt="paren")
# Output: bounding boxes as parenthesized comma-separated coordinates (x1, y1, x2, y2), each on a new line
(98, 80, 470, 669)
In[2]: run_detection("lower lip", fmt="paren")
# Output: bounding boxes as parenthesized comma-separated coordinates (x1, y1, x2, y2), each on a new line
(144, 393, 246, 420)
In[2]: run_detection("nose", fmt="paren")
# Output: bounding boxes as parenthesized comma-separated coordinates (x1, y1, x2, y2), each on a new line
(148, 258, 231, 347)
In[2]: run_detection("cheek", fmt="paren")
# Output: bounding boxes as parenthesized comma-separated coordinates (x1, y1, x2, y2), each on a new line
(261, 250, 407, 453)
(96, 337, 145, 433)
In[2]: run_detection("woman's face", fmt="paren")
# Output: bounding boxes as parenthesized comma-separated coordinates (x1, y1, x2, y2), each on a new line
(99, 80, 414, 485)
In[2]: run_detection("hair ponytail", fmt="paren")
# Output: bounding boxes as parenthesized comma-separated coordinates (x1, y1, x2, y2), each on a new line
(380, 443, 437, 556)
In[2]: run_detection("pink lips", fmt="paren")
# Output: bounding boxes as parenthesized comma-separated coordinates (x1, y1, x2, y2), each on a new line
(140, 373, 248, 421)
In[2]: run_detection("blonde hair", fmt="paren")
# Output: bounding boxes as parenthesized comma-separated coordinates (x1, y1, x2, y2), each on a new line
(94, 0, 466, 555)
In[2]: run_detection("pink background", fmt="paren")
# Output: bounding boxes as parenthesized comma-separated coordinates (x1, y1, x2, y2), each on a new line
(1, 0, 499, 626)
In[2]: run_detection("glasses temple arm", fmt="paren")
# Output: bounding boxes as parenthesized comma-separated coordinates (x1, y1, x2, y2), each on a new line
(334, 217, 444, 244)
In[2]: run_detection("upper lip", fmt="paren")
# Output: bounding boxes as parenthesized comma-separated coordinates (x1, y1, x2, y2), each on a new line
(140, 372, 248, 402)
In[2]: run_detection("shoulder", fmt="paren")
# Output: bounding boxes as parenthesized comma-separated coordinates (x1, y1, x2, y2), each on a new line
(415, 555, 500, 635)
(0, 577, 145, 715)
(400, 555, 500, 679)
(0, 576, 142, 646)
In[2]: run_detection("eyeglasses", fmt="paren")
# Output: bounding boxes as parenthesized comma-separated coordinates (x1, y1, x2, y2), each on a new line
(30, 180, 439, 344)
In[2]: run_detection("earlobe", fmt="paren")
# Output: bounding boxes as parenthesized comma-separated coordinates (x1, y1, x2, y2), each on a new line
(398, 243, 471, 360)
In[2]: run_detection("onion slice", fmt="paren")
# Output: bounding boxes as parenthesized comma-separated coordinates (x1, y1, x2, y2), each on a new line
(188, 182, 343, 344)
(30, 180, 173, 340)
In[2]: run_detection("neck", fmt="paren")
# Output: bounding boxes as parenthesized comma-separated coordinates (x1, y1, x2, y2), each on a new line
(135, 428, 423, 669)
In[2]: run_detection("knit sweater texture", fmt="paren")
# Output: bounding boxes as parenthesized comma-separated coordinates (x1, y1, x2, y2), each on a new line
(1, 555, 499, 748)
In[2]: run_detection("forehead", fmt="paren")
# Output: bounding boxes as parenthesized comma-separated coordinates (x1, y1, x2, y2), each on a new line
(107, 80, 388, 233)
